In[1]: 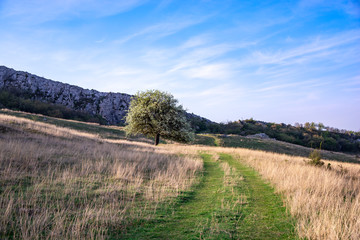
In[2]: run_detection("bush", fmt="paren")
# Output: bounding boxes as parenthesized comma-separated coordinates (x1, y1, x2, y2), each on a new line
(308, 149, 324, 166)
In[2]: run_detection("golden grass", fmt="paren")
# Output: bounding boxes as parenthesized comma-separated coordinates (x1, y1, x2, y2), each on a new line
(167, 144, 360, 239)
(0, 114, 202, 239)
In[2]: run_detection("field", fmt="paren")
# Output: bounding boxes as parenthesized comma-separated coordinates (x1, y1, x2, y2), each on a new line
(1, 110, 360, 239)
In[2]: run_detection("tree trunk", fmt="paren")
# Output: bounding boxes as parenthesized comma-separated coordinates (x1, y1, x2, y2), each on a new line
(155, 133, 160, 146)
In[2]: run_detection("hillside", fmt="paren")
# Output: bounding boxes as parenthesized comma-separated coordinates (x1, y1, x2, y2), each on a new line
(1, 110, 359, 239)
(203, 119, 360, 154)
(1, 109, 359, 164)
(1, 65, 359, 154)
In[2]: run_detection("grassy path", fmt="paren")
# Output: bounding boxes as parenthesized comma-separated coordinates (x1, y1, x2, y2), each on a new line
(221, 153, 296, 239)
(122, 153, 296, 239)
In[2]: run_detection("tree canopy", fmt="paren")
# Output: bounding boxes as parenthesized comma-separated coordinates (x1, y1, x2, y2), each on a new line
(124, 90, 194, 145)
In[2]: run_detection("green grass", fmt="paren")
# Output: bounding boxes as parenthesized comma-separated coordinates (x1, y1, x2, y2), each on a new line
(201, 133, 359, 163)
(121, 153, 297, 239)
(121, 153, 231, 239)
(221, 153, 297, 239)
(193, 134, 217, 146)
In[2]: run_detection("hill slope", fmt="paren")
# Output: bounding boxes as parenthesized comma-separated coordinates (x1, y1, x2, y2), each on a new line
(0, 65, 131, 124)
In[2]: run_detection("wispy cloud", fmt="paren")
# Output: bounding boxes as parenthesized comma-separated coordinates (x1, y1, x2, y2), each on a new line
(167, 43, 237, 72)
(114, 15, 211, 44)
(253, 30, 360, 65)
(253, 79, 322, 93)
(298, 0, 360, 17)
(182, 63, 236, 80)
(155, 0, 174, 11)
(338, 75, 360, 86)
(1, 0, 147, 24)
(180, 34, 210, 49)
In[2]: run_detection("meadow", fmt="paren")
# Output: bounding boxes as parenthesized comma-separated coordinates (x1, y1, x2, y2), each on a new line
(0, 114, 202, 239)
(1, 110, 359, 239)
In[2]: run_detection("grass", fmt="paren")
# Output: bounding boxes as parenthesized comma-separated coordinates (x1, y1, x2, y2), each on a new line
(122, 153, 296, 239)
(220, 153, 296, 239)
(122, 153, 237, 239)
(0, 113, 202, 239)
(0, 108, 126, 137)
(0, 109, 157, 142)
(1, 109, 360, 239)
(193, 134, 217, 146)
(212, 147, 360, 239)
(2, 109, 359, 163)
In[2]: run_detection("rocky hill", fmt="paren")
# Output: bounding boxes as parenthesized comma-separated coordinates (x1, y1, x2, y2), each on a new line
(0, 66, 132, 125)
(0, 66, 215, 127)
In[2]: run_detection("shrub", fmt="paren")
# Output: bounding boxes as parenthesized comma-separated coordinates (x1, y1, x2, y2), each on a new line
(308, 149, 324, 166)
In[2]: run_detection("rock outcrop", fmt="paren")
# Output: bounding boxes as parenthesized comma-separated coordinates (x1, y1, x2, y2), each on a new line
(0, 66, 131, 125)
(247, 133, 271, 139)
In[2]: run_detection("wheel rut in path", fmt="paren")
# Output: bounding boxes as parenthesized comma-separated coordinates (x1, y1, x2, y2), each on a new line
(122, 153, 297, 239)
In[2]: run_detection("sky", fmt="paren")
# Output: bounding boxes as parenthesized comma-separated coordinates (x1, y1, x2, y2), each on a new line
(0, 0, 359, 131)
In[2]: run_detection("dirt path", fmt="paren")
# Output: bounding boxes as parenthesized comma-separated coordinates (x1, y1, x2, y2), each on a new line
(122, 153, 296, 239)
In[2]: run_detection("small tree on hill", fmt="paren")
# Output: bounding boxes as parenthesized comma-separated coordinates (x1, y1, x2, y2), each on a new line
(124, 90, 194, 145)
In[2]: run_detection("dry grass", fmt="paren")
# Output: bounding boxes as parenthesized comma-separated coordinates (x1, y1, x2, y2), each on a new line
(0, 114, 202, 239)
(167, 144, 360, 239)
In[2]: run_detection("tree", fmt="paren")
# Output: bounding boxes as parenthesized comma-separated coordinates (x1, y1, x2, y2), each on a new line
(317, 122, 325, 131)
(124, 90, 194, 145)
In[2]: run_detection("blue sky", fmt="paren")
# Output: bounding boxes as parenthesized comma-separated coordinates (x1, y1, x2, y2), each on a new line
(0, 0, 359, 131)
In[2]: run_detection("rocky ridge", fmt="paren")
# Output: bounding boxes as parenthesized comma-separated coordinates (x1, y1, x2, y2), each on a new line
(0, 66, 131, 125)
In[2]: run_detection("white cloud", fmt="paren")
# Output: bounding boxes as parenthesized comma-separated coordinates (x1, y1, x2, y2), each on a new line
(180, 34, 210, 49)
(166, 43, 241, 74)
(182, 63, 235, 80)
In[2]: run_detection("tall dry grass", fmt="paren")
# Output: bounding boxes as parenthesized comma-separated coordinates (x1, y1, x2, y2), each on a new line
(167, 144, 360, 239)
(0, 114, 202, 239)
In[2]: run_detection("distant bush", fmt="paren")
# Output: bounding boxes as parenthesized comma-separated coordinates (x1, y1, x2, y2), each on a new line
(322, 137, 339, 151)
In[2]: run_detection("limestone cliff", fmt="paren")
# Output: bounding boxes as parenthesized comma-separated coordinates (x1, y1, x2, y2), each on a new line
(0, 66, 131, 125)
